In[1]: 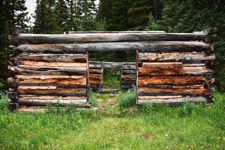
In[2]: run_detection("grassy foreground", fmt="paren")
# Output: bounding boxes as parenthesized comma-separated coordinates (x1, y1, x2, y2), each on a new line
(0, 92, 224, 150)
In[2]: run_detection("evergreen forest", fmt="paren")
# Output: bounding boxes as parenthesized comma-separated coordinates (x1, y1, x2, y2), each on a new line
(0, 0, 225, 91)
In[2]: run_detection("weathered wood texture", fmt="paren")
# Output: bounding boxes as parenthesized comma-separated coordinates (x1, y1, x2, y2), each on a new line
(137, 46, 215, 104)
(12, 41, 212, 53)
(9, 31, 215, 44)
(8, 42, 88, 107)
(8, 29, 215, 108)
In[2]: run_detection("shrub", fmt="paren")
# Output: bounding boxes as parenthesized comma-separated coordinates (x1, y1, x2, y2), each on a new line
(118, 89, 136, 110)
(180, 97, 197, 115)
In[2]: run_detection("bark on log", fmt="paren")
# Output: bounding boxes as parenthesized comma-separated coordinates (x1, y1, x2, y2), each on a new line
(17, 87, 86, 95)
(89, 80, 102, 85)
(121, 70, 136, 74)
(138, 95, 182, 99)
(138, 76, 205, 86)
(138, 97, 206, 105)
(138, 52, 215, 62)
(89, 69, 103, 74)
(89, 62, 135, 69)
(11, 54, 87, 62)
(18, 61, 87, 67)
(68, 31, 166, 34)
(9, 66, 86, 75)
(18, 100, 87, 105)
(9, 77, 86, 86)
(13, 41, 212, 53)
(138, 86, 212, 96)
(138, 67, 213, 76)
(121, 75, 136, 80)
(89, 74, 102, 81)
(19, 95, 87, 100)
(142, 62, 183, 68)
(9, 32, 212, 44)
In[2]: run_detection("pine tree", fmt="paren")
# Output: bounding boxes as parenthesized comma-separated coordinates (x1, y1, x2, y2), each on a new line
(127, 0, 153, 30)
(33, 0, 62, 33)
(66, 0, 79, 31)
(147, 0, 225, 91)
(78, 0, 96, 31)
(6, 0, 29, 31)
(0, 0, 9, 90)
(56, 0, 69, 32)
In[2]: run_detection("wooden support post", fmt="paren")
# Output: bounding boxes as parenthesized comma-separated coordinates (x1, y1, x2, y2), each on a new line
(136, 50, 139, 104)
(86, 51, 89, 102)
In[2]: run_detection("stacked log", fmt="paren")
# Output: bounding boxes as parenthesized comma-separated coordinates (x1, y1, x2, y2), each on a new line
(8, 37, 88, 107)
(120, 65, 136, 90)
(89, 61, 104, 90)
(8, 29, 216, 107)
(137, 48, 215, 105)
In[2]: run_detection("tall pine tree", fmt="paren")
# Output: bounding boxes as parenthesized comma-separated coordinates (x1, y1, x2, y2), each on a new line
(33, 0, 62, 33)
(6, 0, 29, 31)
(0, 0, 9, 90)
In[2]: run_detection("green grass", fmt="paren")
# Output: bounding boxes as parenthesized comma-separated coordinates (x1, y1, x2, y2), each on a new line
(0, 92, 224, 149)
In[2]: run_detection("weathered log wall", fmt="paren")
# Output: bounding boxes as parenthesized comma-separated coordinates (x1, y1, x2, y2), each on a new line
(8, 29, 216, 107)
(8, 39, 88, 107)
(137, 47, 215, 105)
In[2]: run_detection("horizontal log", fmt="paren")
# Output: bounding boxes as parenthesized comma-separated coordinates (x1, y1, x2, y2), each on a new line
(14, 65, 86, 72)
(138, 86, 212, 96)
(13, 41, 211, 53)
(138, 76, 205, 85)
(89, 62, 135, 69)
(17, 87, 86, 95)
(121, 70, 136, 74)
(121, 75, 136, 80)
(138, 95, 182, 99)
(18, 100, 87, 105)
(9, 32, 212, 44)
(15, 75, 85, 80)
(9, 78, 86, 86)
(89, 80, 102, 85)
(18, 61, 87, 67)
(19, 95, 87, 100)
(68, 31, 166, 34)
(138, 52, 215, 62)
(9, 66, 86, 75)
(89, 69, 103, 74)
(11, 54, 86, 62)
(142, 62, 183, 68)
(138, 97, 206, 105)
(89, 74, 102, 81)
(138, 67, 213, 76)
(8, 92, 18, 100)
